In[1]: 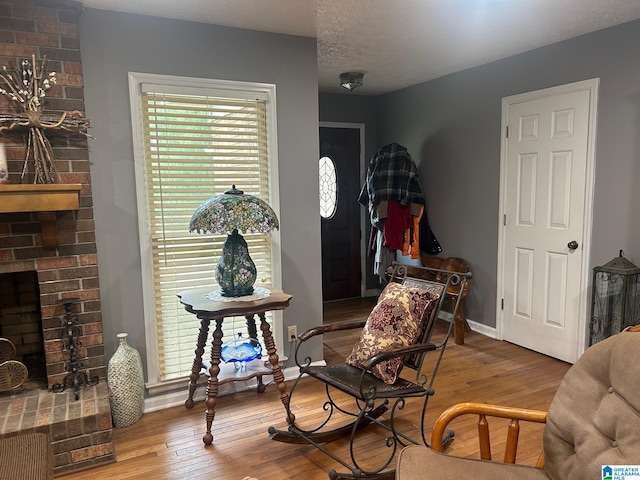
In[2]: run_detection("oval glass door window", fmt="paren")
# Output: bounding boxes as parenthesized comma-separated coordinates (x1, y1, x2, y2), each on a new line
(319, 155, 338, 218)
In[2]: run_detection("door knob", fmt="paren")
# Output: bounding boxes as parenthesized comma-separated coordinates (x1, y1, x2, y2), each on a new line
(567, 240, 579, 250)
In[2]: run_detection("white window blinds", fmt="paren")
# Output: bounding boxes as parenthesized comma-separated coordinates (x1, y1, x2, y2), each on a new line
(139, 85, 276, 382)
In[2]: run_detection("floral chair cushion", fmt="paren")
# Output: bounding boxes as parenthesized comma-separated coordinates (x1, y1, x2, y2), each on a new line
(345, 281, 441, 384)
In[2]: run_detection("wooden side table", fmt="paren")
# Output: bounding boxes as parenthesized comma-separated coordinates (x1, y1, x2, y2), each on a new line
(177, 285, 295, 445)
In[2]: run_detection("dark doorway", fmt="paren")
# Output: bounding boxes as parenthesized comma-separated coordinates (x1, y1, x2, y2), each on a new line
(320, 127, 361, 301)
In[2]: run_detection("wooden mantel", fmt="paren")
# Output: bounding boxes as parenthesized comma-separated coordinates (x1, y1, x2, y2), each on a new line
(0, 184, 83, 248)
(0, 184, 82, 213)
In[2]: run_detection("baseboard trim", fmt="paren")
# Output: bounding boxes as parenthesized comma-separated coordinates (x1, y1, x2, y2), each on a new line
(437, 311, 497, 340)
(467, 318, 497, 338)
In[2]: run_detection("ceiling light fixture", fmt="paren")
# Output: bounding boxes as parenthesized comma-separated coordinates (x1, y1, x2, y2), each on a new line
(339, 72, 364, 91)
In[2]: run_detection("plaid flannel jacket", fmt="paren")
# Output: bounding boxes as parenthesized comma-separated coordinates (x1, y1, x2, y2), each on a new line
(358, 143, 424, 227)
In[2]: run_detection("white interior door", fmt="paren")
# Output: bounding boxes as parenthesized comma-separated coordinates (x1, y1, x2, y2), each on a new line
(498, 80, 598, 364)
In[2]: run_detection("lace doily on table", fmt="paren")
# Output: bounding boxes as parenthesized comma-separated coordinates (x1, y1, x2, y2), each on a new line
(206, 286, 271, 302)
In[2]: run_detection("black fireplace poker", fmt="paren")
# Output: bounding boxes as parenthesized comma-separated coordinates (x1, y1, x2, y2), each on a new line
(51, 298, 99, 400)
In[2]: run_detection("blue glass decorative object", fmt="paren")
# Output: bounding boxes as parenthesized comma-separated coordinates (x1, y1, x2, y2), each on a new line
(221, 333, 262, 371)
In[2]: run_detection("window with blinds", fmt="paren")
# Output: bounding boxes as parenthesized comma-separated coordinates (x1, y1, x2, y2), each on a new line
(130, 73, 280, 384)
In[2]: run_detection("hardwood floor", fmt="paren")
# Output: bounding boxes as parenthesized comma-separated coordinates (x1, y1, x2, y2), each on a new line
(61, 297, 571, 479)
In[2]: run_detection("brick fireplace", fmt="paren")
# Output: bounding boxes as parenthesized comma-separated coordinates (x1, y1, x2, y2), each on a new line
(0, 0, 114, 474)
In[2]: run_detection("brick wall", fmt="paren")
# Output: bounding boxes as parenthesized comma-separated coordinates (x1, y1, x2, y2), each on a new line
(0, 2, 114, 474)
(0, 0, 105, 389)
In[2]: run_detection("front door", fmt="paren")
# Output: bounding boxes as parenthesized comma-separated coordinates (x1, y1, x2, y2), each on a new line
(499, 80, 598, 363)
(320, 127, 361, 301)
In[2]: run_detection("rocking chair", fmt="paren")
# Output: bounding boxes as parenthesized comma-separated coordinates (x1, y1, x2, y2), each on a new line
(269, 262, 471, 479)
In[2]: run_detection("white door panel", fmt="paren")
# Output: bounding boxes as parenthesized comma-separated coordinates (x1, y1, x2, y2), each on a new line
(499, 81, 598, 363)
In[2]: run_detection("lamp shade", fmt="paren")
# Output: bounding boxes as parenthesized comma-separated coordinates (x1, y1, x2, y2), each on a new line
(189, 186, 279, 297)
(189, 185, 279, 235)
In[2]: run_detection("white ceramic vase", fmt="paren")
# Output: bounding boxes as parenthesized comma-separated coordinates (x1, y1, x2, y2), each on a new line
(107, 333, 144, 428)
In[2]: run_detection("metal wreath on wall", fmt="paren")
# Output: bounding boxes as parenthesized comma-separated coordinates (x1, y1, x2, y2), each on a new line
(0, 55, 92, 184)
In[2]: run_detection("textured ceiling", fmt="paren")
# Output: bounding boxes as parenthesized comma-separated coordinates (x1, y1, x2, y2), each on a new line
(79, 0, 640, 95)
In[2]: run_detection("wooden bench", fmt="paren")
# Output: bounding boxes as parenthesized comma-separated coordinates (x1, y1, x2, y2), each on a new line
(400, 257, 472, 345)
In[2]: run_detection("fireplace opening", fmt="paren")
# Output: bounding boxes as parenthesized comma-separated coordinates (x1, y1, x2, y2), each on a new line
(0, 271, 47, 391)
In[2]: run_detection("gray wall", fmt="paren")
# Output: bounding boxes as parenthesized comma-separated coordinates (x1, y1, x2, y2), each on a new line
(79, 9, 324, 378)
(374, 19, 640, 328)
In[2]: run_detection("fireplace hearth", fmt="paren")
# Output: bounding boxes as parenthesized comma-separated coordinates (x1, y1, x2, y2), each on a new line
(0, 268, 113, 474)
(0, 0, 114, 474)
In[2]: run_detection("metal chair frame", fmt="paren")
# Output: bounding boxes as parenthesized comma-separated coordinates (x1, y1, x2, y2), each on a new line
(269, 262, 472, 479)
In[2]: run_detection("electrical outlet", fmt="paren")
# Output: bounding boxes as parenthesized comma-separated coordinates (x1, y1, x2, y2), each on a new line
(287, 325, 298, 342)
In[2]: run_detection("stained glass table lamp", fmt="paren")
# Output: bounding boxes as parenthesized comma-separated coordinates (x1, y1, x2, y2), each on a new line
(189, 185, 279, 297)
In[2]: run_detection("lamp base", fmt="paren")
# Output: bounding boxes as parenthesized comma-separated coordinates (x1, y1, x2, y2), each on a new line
(216, 229, 257, 297)
(219, 286, 254, 297)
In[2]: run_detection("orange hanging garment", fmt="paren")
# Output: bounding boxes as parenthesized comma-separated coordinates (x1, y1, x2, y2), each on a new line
(402, 204, 423, 259)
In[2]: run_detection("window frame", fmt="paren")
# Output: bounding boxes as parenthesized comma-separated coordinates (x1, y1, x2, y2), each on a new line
(128, 72, 282, 392)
